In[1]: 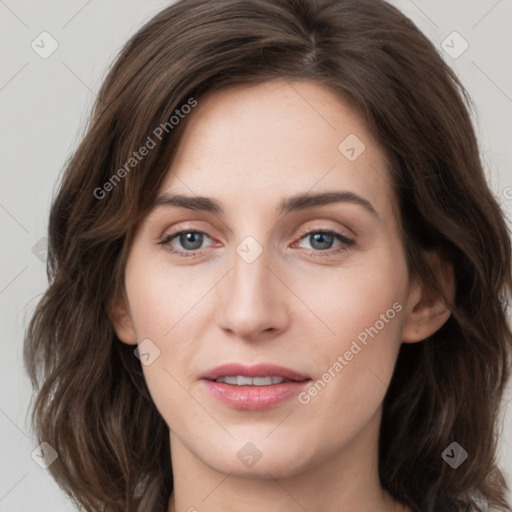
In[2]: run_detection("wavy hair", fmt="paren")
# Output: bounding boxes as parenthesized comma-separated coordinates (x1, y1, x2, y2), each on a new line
(24, 0, 512, 510)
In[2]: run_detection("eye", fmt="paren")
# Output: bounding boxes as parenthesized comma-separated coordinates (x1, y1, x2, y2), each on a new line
(158, 229, 214, 257)
(294, 228, 355, 256)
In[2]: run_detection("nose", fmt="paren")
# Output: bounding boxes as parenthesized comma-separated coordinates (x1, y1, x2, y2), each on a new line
(215, 242, 290, 342)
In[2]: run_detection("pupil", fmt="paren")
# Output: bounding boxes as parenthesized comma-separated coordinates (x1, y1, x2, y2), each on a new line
(311, 233, 333, 250)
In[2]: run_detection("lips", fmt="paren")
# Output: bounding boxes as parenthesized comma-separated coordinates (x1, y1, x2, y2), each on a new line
(200, 363, 310, 382)
(200, 363, 312, 410)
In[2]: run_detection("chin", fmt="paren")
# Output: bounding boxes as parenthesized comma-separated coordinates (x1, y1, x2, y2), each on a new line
(195, 433, 324, 479)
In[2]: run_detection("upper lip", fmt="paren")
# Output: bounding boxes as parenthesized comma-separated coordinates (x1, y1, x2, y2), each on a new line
(200, 363, 310, 382)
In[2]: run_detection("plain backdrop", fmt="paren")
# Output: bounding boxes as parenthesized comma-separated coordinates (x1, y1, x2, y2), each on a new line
(1, 0, 511, 510)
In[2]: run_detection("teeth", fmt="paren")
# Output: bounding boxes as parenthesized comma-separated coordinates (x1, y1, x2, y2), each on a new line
(214, 376, 286, 386)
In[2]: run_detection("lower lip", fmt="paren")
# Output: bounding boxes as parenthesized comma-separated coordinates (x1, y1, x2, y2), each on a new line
(202, 379, 311, 410)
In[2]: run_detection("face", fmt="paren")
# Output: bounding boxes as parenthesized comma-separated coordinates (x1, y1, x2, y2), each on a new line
(114, 80, 419, 479)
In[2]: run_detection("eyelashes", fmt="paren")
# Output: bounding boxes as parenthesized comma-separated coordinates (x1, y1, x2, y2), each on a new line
(158, 227, 355, 259)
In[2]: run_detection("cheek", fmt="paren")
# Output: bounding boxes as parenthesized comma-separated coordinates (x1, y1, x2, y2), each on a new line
(124, 250, 213, 339)
(293, 245, 407, 411)
(123, 255, 214, 410)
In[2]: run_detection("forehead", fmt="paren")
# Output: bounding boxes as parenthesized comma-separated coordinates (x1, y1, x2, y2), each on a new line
(159, 80, 395, 222)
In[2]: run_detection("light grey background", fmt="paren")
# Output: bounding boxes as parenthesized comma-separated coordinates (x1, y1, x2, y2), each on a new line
(1, 0, 511, 510)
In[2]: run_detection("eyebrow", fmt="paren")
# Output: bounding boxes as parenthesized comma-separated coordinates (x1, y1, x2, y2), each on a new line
(152, 190, 378, 218)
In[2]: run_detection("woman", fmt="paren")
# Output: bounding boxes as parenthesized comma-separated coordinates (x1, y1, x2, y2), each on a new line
(24, 0, 512, 510)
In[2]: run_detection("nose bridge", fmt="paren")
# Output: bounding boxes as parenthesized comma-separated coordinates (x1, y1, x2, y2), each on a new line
(233, 236, 269, 300)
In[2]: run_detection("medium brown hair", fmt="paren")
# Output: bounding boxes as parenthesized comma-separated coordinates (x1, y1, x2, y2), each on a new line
(24, 0, 512, 510)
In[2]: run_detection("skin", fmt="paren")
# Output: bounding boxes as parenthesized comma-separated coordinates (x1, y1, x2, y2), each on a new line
(112, 79, 454, 512)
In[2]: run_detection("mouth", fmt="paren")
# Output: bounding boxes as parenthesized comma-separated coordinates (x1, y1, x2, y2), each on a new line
(212, 375, 292, 386)
(200, 363, 312, 410)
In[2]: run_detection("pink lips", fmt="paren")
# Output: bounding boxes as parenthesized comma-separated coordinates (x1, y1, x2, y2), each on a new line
(200, 363, 311, 410)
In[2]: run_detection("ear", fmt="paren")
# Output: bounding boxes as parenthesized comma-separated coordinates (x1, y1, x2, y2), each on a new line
(110, 288, 137, 345)
(402, 251, 455, 343)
